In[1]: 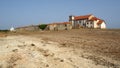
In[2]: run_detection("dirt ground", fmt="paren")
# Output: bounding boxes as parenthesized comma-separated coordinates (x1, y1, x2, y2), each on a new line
(0, 29, 120, 68)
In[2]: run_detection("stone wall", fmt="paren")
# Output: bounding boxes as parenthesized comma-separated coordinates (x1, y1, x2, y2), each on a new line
(16, 25, 40, 31)
(47, 23, 72, 31)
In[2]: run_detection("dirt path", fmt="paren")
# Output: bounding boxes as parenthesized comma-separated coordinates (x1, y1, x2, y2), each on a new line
(0, 35, 120, 68)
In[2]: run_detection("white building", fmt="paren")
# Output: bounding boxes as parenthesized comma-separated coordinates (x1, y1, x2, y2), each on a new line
(10, 27, 15, 31)
(69, 14, 106, 29)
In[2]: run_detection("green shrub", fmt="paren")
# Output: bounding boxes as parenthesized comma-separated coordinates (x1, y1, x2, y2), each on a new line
(0, 30, 9, 32)
(38, 24, 47, 30)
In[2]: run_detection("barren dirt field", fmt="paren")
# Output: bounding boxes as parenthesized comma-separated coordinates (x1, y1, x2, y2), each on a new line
(0, 29, 120, 68)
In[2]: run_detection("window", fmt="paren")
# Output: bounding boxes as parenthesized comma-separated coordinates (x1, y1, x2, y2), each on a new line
(90, 22, 92, 24)
(79, 20, 81, 24)
(65, 24, 67, 27)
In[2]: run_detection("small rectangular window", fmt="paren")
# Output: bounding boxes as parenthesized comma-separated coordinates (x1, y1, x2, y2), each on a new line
(91, 22, 92, 24)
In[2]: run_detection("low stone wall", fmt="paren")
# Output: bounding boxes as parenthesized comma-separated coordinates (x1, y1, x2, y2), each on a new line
(16, 25, 40, 31)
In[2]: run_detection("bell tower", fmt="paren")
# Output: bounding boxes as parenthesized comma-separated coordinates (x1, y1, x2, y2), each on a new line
(69, 15, 75, 28)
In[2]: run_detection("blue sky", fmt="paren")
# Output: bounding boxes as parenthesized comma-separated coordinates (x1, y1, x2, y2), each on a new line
(0, 0, 120, 29)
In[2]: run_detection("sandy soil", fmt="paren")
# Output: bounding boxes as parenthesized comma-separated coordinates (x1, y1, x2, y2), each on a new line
(0, 29, 120, 68)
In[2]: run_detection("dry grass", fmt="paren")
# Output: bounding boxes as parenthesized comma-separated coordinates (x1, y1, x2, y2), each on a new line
(13, 29, 120, 61)
(5, 29, 120, 60)
(1, 29, 120, 68)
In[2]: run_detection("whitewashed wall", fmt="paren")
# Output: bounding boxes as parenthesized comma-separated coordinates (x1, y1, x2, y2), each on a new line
(100, 22, 106, 29)
(93, 20, 99, 28)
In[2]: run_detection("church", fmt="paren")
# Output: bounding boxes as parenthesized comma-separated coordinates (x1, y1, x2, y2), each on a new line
(69, 14, 106, 29)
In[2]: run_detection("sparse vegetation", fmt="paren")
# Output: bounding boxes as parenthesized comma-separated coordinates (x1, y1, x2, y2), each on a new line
(0, 29, 120, 68)
(38, 24, 47, 30)
(0, 30, 9, 32)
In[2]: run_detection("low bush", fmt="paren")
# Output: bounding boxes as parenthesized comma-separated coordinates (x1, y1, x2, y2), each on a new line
(38, 24, 47, 30)
(0, 30, 9, 32)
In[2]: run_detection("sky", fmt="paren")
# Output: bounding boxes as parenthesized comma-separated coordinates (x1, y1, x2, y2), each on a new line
(0, 0, 120, 29)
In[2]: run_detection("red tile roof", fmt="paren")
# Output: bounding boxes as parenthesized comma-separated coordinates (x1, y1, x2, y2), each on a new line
(74, 14, 92, 20)
(97, 20, 104, 25)
(90, 17, 104, 25)
(48, 22, 71, 25)
(90, 17, 100, 21)
(61, 22, 71, 24)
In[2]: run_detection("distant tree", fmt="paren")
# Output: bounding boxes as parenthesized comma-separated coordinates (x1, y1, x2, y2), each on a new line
(38, 24, 47, 30)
